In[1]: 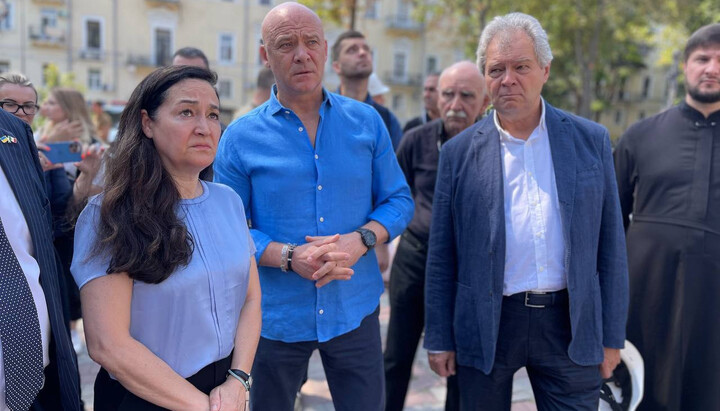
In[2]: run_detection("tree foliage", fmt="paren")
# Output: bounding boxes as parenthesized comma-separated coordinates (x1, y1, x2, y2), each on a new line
(299, 0, 361, 29)
(414, 0, 670, 119)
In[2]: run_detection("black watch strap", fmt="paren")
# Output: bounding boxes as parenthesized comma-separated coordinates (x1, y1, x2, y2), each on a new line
(227, 369, 252, 391)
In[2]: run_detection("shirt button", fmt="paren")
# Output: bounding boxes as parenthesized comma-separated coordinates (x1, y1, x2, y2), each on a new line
(319, 217, 324, 222)
(319, 309, 324, 315)
(536, 232, 542, 238)
(539, 266, 545, 272)
(527, 171, 533, 176)
(314, 154, 319, 159)
(317, 185, 323, 191)
(298, 127, 304, 132)
(284, 110, 290, 114)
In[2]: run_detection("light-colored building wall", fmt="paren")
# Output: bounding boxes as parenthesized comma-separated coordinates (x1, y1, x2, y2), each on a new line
(0, 0, 465, 127)
(598, 48, 674, 140)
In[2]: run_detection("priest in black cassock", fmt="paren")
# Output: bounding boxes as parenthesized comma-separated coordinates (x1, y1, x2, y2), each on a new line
(614, 23, 720, 411)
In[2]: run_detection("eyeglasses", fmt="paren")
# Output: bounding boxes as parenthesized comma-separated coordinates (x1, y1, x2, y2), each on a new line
(0, 100, 40, 115)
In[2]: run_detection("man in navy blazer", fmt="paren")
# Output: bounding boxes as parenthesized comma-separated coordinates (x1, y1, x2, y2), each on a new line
(423, 13, 629, 410)
(0, 108, 81, 410)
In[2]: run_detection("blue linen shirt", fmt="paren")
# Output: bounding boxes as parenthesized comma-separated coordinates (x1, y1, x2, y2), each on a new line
(214, 88, 413, 343)
(71, 181, 255, 378)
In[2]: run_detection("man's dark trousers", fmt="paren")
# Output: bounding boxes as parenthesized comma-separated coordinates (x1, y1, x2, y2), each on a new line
(251, 307, 384, 411)
(384, 231, 458, 411)
(456, 292, 602, 410)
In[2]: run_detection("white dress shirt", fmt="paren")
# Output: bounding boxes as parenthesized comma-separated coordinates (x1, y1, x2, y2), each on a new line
(495, 100, 567, 296)
(0, 167, 51, 411)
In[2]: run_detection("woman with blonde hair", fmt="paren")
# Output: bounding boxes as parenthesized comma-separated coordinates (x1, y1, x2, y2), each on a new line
(36, 87, 94, 144)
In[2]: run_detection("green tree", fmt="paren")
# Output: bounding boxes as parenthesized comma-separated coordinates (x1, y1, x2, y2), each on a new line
(299, 0, 361, 29)
(414, 0, 667, 119)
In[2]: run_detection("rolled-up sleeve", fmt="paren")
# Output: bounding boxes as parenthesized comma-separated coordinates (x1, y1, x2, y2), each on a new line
(367, 113, 414, 241)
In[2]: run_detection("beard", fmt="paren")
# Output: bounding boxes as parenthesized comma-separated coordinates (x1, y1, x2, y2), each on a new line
(343, 69, 372, 80)
(687, 82, 720, 104)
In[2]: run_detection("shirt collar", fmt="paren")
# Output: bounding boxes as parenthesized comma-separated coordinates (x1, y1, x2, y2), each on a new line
(494, 98, 547, 142)
(679, 99, 720, 123)
(267, 84, 331, 116)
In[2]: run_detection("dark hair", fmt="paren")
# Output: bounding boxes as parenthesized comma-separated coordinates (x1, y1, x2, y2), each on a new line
(684, 23, 720, 62)
(331, 30, 365, 62)
(96, 65, 218, 284)
(172, 47, 210, 68)
(256, 67, 275, 89)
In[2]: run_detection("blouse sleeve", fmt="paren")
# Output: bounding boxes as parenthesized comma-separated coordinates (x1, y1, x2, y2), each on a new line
(71, 199, 111, 288)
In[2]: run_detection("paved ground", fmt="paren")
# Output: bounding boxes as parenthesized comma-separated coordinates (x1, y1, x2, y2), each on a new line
(77, 292, 537, 410)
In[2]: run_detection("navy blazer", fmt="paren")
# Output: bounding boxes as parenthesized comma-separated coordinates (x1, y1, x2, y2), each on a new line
(0, 110, 81, 410)
(423, 103, 629, 374)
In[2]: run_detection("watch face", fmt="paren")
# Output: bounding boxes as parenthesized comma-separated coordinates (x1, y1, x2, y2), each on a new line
(361, 229, 376, 248)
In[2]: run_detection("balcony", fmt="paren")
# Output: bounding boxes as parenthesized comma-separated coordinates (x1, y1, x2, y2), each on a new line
(28, 25, 66, 48)
(79, 48, 106, 61)
(126, 54, 157, 68)
(32, 0, 66, 5)
(145, 0, 180, 11)
(385, 14, 423, 33)
(383, 72, 422, 87)
(126, 53, 172, 69)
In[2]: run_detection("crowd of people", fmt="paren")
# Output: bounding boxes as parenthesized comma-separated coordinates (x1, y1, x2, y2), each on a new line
(0, 2, 718, 411)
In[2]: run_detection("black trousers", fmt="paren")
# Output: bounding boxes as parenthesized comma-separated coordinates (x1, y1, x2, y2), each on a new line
(93, 354, 232, 410)
(384, 231, 459, 411)
(251, 307, 384, 411)
(457, 291, 601, 410)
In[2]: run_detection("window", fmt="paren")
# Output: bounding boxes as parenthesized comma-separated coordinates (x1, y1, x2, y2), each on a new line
(218, 79, 233, 99)
(392, 94, 404, 112)
(426, 56, 438, 75)
(614, 110, 623, 125)
(154, 28, 172, 66)
(88, 69, 102, 91)
(259, 0, 271, 5)
(256, 26, 264, 66)
(618, 78, 626, 101)
(641, 76, 651, 99)
(219, 33, 235, 64)
(0, 1, 14, 31)
(41, 8, 58, 32)
(397, 0, 410, 20)
(0, 61, 9, 73)
(365, 0, 378, 18)
(85, 19, 101, 50)
(393, 52, 406, 79)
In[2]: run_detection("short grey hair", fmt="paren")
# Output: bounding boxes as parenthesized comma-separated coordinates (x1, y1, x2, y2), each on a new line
(476, 13, 553, 73)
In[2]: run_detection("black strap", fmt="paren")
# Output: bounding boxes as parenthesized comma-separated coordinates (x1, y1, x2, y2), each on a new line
(632, 214, 720, 236)
(599, 382, 624, 411)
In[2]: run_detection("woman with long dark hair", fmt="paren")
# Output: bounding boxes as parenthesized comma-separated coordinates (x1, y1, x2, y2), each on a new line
(71, 65, 261, 410)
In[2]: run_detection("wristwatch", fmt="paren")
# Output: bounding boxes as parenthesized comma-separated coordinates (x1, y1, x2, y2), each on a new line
(227, 369, 252, 391)
(354, 228, 377, 255)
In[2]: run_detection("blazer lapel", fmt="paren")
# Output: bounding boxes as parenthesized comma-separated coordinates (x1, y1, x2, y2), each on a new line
(545, 104, 576, 250)
(470, 115, 505, 289)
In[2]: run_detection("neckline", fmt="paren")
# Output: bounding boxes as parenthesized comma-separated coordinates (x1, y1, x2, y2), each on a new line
(179, 180, 209, 205)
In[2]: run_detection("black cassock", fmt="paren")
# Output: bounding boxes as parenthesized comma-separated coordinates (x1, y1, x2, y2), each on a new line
(614, 102, 720, 411)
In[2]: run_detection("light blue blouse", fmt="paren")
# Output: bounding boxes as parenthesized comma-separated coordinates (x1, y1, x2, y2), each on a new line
(71, 181, 255, 378)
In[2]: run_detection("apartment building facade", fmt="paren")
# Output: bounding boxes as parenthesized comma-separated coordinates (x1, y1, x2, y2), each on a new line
(0, 0, 466, 125)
